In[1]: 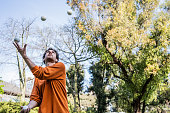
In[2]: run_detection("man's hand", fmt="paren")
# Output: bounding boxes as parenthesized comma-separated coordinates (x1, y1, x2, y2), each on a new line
(20, 106, 31, 113)
(13, 41, 36, 70)
(13, 42, 27, 58)
(20, 100, 38, 113)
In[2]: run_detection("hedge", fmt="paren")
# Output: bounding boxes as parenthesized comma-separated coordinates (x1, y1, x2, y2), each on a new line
(0, 101, 38, 113)
(0, 101, 95, 113)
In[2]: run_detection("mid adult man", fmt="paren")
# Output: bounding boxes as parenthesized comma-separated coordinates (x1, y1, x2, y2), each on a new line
(13, 42, 70, 113)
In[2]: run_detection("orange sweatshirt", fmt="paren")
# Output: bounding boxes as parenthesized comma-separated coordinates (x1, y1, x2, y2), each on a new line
(30, 62, 70, 113)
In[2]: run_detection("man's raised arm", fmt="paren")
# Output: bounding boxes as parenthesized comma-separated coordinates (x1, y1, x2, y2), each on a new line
(13, 42, 36, 70)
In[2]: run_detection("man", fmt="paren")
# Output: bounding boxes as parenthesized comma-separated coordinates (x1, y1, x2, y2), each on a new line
(13, 42, 70, 113)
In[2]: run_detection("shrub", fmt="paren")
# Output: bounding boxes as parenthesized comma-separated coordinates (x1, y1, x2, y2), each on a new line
(0, 101, 38, 113)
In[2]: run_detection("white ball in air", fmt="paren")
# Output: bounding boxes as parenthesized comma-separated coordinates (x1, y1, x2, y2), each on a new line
(41, 16, 46, 21)
(67, 10, 72, 15)
(14, 37, 20, 43)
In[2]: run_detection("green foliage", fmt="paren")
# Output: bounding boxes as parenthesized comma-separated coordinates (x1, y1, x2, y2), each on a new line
(147, 87, 170, 112)
(68, 0, 169, 112)
(68, 101, 74, 113)
(67, 64, 84, 94)
(0, 101, 38, 113)
(66, 63, 85, 111)
(85, 107, 97, 113)
(0, 101, 78, 113)
(89, 62, 113, 113)
(0, 78, 4, 94)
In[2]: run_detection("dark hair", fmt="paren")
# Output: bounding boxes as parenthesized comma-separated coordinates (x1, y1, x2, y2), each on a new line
(43, 48, 59, 64)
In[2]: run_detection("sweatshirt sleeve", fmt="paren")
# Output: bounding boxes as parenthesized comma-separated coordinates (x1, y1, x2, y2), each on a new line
(30, 78, 42, 105)
(31, 62, 65, 80)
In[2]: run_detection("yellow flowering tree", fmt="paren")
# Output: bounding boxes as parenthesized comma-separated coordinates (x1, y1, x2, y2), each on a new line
(67, 0, 169, 112)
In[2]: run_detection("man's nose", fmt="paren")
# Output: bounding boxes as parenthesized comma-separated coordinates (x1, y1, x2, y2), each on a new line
(49, 51, 52, 54)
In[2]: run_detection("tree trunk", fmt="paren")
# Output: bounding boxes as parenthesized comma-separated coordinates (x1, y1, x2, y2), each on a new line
(78, 89, 80, 108)
(73, 57, 81, 112)
(72, 65, 77, 112)
(16, 51, 24, 102)
(142, 100, 146, 113)
(133, 99, 141, 113)
(20, 82, 26, 102)
(21, 60, 26, 102)
(16, 49, 26, 102)
(76, 65, 81, 108)
(72, 91, 77, 112)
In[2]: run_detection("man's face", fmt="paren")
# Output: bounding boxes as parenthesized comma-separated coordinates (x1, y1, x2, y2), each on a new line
(44, 50, 58, 63)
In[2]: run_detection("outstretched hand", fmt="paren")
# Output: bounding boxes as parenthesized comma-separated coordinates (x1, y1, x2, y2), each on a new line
(20, 106, 31, 113)
(13, 42, 27, 57)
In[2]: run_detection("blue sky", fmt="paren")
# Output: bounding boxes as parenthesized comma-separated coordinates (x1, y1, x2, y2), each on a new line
(0, 0, 168, 88)
(0, 0, 91, 85)
(0, 0, 72, 25)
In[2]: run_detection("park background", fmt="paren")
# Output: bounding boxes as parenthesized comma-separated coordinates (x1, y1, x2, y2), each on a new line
(0, 0, 169, 113)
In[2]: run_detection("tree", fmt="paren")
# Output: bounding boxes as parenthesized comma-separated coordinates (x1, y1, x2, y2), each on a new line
(67, 63, 84, 111)
(29, 26, 57, 66)
(89, 62, 114, 113)
(0, 18, 36, 101)
(51, 22, 94, 112)
(146, 86, 170, 113)
(68, 0, 170, 112)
